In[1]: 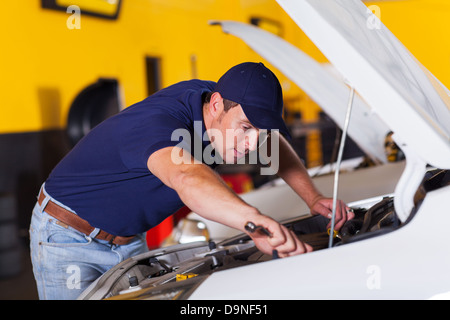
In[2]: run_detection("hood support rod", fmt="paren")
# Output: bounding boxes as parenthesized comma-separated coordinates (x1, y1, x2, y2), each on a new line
(328, 84, 355, 248)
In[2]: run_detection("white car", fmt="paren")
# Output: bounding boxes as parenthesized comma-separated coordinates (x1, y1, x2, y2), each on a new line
(79, 0, 450, 300)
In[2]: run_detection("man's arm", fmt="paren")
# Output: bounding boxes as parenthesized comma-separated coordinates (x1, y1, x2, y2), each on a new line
(270, 132, 354, 230)
(147, 146, 312, 257)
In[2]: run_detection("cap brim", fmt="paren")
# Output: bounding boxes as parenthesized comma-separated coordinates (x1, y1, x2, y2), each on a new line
(241, 104, 292, 141)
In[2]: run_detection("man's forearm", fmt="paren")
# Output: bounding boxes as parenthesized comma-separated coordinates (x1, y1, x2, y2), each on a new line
(148, 147, 261, 232)
(276, 134, 324, 208)
(176, 164, 261, 230)
(274, 135, 353, 226)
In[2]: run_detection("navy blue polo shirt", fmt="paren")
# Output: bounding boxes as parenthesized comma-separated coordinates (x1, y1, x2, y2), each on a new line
(45, 80, 216, 236)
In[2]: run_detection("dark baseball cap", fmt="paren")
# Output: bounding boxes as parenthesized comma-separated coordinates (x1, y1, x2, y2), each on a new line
(214, 62, 291, 140)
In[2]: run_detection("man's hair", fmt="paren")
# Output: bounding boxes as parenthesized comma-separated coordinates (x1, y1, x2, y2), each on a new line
(203, 91, 239, 112)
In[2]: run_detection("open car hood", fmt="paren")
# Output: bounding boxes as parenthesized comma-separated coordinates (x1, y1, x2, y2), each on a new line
(275, 0, 450, 167)
(216, 0, 450, 222)
(210, 20, 390, 164)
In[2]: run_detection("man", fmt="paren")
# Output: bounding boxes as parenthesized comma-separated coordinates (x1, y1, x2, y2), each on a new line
(30, 62, 353, 299)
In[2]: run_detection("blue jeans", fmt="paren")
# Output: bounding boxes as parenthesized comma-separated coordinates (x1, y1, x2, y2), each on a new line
(29, 185, 148, 300)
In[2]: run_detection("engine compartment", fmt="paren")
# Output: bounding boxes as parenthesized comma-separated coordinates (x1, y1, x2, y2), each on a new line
(79, 168, 449, 300)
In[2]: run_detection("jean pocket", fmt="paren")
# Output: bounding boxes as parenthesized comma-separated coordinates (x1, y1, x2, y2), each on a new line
(41, 220, 92, 248)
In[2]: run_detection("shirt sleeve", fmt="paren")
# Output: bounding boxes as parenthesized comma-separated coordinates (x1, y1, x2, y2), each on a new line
(119, 111, 192, 170)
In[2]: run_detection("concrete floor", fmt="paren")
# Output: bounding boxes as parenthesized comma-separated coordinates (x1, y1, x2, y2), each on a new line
(0, 245, 39, 300)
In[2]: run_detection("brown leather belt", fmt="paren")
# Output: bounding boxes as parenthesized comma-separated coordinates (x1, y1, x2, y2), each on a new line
(38, 189, 135, 246)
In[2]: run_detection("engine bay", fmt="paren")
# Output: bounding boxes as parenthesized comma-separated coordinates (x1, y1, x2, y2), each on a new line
(79, 168, 449, 300)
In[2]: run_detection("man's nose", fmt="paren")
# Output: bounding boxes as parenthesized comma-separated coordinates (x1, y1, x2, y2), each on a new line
(245, 129, 259, 152)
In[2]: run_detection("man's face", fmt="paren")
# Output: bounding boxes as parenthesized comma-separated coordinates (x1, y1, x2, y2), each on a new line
(206, 98, 260, 164)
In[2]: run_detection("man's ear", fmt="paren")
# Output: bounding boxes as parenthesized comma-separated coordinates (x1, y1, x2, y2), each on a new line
(208, 92, 224, 119)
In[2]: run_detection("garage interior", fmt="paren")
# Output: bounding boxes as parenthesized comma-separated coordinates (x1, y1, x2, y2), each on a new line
(0, 0, 449, 300)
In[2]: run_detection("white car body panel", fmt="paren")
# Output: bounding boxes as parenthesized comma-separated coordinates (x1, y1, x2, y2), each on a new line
(190, 186, 450, 299)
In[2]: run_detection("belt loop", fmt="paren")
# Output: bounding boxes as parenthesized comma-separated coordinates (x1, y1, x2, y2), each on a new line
(109, 236, 117, 246)
(88, 227, 100, 239)
(38, 183, 51, 213)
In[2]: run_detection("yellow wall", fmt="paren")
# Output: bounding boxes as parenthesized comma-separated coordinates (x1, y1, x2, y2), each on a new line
(1, 0, 448, 134)
(0, 0, 289, 134)
(366, 0, 450, 88)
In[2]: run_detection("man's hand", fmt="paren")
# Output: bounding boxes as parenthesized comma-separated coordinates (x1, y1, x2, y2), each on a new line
(245, 215, 312, 258)
(273, 133, 354, 231)
(310, 196, 354, 230)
